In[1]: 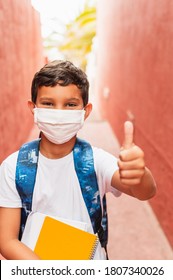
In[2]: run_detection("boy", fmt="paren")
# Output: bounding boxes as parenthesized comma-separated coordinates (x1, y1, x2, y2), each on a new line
(0, 60, 156, 260)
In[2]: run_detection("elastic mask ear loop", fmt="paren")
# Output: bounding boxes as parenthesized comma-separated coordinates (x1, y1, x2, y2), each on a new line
(32, 104, 37, 114)
(32, 105, 41, 138)
(83, 106, 88, 122)
(81, 108, 86, 123)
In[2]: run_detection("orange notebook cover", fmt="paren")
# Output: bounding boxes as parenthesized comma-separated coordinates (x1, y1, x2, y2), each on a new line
(34, 216, 98, 260)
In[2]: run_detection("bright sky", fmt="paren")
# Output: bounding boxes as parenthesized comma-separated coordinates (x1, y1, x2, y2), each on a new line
(31, 0, 96, 61)
(31, 0, 86, 38)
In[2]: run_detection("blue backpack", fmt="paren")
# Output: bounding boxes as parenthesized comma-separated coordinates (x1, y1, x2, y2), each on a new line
(15, 138, 108, 250)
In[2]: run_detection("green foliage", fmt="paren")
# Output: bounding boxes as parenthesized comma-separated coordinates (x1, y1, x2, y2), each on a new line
(58, 5, 96, 70)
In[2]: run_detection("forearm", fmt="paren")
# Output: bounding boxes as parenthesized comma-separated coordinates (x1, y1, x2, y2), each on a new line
(1, 239, 40, 260)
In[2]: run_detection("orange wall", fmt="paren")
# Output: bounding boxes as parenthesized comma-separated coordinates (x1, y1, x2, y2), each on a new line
(96, 0, 173, 247)
(0, 0, 44, 163)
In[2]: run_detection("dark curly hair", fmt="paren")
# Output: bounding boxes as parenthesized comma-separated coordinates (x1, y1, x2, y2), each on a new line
(31, 60, 89, 106)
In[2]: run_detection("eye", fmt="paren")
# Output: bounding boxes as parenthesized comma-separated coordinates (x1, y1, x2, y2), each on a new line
(66, 103, 78, 107)
(41, 102, 54, 107)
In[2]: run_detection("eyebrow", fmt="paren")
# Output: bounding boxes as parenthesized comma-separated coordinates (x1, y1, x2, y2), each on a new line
(39, 97, 54, 101)
(39, 97, 81, 102)
(66, 98, 81, 102)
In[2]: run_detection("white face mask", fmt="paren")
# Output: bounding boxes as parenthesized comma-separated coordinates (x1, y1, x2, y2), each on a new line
(34, 108, 85, 144)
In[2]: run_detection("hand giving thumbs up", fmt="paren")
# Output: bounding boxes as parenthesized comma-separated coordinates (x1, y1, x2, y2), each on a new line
(118, 121, 145, 186)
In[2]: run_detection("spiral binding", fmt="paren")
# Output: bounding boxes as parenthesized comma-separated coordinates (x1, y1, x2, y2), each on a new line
(89, 236, 99, 259)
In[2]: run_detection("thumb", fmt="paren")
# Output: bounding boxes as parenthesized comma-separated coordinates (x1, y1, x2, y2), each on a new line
(123, 121, 134, 149)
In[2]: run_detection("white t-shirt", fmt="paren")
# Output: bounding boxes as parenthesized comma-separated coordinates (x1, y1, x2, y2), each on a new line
(0, 146, 121, 259)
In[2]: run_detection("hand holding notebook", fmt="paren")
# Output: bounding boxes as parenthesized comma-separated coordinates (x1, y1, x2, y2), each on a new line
(21, 212, 98, 260)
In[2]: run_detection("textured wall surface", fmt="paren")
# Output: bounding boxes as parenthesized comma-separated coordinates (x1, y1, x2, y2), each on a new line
(0, 0, 44, 162)
(96, 0, 173, 247)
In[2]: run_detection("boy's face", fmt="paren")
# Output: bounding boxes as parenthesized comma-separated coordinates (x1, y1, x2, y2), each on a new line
(28, 84, 92, 120)
(36, 84, 84, 110)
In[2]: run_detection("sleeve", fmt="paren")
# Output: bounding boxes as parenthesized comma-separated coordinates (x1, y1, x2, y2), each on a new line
(93, 147, 121, 198)
(0, 152, 22, 208)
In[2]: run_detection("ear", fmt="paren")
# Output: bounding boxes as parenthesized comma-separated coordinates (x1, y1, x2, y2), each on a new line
(28, 100, 35, 115)
(84, 103, 92, 120)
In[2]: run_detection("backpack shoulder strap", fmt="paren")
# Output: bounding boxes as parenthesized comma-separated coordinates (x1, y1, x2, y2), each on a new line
(73, 138, 108, 248)
(15, 139, 40, 239)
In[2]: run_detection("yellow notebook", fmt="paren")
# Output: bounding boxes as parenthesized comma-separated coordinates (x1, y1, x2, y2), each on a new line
(34, 216, 98, 260)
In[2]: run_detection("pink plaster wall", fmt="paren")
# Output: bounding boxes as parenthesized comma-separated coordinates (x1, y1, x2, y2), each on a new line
(0, 0, 44, 163)
(96, 0, 173, 247)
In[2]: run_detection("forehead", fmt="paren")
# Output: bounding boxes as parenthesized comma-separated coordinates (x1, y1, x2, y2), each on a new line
(37, 84, 83, 101)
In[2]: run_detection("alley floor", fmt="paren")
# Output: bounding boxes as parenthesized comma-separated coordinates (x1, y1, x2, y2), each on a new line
(78, 113, 173, 260)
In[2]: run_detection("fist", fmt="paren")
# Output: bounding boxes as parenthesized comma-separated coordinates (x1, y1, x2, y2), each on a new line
(118, 121, 145, 186)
